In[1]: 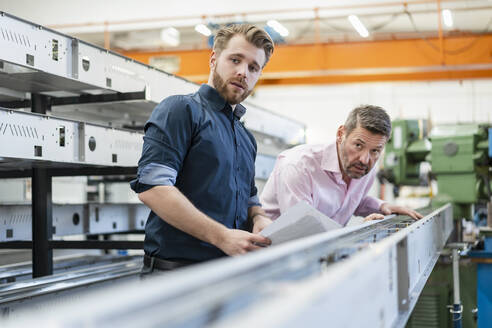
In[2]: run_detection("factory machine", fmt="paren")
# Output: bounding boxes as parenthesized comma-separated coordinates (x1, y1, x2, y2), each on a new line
(380, 119, 492, 328)
(0, 11, 305, 315)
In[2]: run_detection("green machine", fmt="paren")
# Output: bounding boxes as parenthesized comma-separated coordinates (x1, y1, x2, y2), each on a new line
(381, 121, 492, 328)
(381, 120, 491, 221)
(379, 119, 431, 198)
(429, 124, 491, 221)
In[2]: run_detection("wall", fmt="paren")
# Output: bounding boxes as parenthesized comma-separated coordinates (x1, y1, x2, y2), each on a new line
(252, 79, 492, 144)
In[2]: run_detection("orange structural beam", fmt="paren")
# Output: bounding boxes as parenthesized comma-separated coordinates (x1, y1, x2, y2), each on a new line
(121, 34, 492, 85)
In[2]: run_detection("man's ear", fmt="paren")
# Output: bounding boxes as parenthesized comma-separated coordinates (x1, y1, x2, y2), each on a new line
(336, 125, 345, 143)
(209, 51, 217, 69)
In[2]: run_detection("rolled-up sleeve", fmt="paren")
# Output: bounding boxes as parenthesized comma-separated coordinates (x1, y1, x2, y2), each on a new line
(248, 193, 261, 208)
(130, 96, 194, 193)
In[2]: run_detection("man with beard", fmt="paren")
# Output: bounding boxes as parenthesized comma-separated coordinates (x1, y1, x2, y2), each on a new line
(260, 105, 422, 226)
(131, 24, 274, 273)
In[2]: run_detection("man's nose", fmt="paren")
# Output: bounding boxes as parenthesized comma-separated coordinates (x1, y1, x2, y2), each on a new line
(236, 63, 247, 78)
(359, 150, 370, 165)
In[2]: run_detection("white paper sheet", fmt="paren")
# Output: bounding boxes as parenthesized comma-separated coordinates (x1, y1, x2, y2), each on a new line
(260, 201, 342, 245)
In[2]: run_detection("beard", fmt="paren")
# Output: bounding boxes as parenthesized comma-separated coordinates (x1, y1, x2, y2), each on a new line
(212, 69, 252, 105)
(339, 140, 370, 179)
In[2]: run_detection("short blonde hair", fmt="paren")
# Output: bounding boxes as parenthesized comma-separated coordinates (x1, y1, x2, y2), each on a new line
(213, 24, 274, 67)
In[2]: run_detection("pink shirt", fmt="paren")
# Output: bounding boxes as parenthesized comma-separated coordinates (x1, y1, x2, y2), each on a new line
(260, 142, 384, 226)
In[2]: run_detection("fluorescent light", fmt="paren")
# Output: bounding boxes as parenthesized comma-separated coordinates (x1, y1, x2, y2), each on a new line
(160, 27, 180, 47)
(267, 20, 289, 37)
(348, 15, 369, 38)
(195, 23, 211, 37)
(442, 9, 453, 28)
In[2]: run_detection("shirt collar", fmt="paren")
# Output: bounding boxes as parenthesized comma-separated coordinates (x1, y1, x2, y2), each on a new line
(321, 142, 342, 174)
(198, 84, 247, 119)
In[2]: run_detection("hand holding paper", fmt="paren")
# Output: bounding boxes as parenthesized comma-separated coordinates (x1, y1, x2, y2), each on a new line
(260, 201, 342, 245)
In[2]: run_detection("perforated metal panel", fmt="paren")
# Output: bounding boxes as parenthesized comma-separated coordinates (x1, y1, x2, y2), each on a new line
(0, 107, 142, 168)
(0, 203, 148, 241)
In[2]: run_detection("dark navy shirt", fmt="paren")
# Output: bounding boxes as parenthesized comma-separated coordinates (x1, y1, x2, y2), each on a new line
(130, 84, 260, 262)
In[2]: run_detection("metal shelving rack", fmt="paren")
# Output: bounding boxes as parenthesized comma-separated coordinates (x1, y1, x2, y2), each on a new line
(0, 11, 306, 278)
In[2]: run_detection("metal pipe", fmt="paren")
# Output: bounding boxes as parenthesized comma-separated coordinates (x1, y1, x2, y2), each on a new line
(104, 21, 110, 50)
(314, 7, 320, 44)
(451, 248, 463, 328)
(436, 0, 445, 65)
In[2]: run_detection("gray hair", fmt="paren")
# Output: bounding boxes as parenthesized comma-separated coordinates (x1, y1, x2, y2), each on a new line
(344, 105, 391, 138)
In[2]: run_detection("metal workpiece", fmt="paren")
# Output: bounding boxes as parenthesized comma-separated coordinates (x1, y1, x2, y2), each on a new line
(0, 107, 143, 168)
(0, 203, 148, 242)
(0, 256, 142, 317)
(222, 205, 453, 328)
(0, 11, 305, 144)
(0, 254, 141, 284)
(0, 204, 453, 328)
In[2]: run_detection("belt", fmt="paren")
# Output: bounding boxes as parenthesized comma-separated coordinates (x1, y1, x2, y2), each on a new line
(143, 254, 196, 272)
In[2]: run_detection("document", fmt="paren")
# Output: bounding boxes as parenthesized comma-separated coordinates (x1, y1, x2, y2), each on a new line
(260, 201, 342, 245)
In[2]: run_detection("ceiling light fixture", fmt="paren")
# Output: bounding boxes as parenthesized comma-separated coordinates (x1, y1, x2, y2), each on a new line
(442, 9, 453, 28)
(160, 27, 180, 47)
(195, 24, 212, 37)
(348, 15, 369, 38)
(267, 20, 289, 37)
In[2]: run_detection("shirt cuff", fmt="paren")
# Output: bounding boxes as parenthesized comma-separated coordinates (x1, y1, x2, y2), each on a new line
(130, 163, 177, 193)
(355, 197, 385, 216)
(139, 162, 177, 186)
(366, 197, 385, 213)
(248, 195, 261, 208)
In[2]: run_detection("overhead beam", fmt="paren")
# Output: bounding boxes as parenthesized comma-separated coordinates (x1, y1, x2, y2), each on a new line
(120, 35, 492, 85)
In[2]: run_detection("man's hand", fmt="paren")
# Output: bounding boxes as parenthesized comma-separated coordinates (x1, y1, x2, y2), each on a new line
(215, 229, 271, 256)
(380, 203, 423, 220)
(363, 213, 385, 222)
(252, 215, 273, 234)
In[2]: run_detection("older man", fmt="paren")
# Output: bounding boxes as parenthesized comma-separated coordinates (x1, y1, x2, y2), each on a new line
(131, 24, 274, 273)
(260, 105, 422, 226)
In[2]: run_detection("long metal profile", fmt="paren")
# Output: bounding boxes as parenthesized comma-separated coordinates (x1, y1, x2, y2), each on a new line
(0, 12, 305, 145)
(0, 257, 142, 318)
(220, 205, 454, 328)
(0, 107, 143, 168)
(0, 203, 149, 241)
(0, 254, 141, 284)
(0, 204, 452, 327)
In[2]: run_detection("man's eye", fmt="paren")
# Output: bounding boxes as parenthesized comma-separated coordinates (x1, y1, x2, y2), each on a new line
(372, 149, 380, 154)
(231, 58, 240, 64)
(249, 65, 259, 72)
(355, 144, 362, 148)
